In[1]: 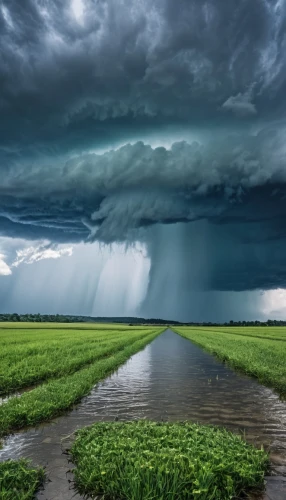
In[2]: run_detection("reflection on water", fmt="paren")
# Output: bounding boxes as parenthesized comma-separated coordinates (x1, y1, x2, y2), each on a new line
(76, 329, 286, 454)
(0, 329, 286, 497)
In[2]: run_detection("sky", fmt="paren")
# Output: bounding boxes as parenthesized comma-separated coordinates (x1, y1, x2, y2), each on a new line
(1, 0, 286, 321)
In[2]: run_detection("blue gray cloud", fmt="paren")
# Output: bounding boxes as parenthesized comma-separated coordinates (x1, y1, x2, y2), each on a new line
(1, 131, 286, 242)
(0, 0, 286, 158)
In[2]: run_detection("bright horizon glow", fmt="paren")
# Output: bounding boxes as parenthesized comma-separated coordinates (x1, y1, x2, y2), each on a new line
(0, 239, 150, 318)
(261, 288, 286, 319)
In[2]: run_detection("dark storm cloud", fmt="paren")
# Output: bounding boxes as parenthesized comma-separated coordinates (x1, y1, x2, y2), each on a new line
(143, 221, 286, 301)
(1, 0, 286, 294)
(1, 131, 286, 248)
(0, 0, 286, 156)
(141, 222, 267, 322)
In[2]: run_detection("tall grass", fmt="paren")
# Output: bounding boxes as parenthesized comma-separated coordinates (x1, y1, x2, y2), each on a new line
(71, 421, 268, 500)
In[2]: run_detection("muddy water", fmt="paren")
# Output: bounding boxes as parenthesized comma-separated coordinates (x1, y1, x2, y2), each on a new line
(0, 329, 286, 499)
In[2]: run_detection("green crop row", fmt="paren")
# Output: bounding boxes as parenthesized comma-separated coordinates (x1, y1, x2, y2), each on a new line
(188, 326, 286, 342)
(0, 326, 156, 395)
(174, 327, 286, 397)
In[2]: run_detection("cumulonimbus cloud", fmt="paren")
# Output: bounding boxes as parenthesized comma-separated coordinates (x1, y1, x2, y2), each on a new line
(1, 0, 286, 297)
(1, 130, 286, 243)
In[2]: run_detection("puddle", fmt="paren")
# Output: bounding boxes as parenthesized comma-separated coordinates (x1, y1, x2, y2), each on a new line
(0, 329, 285, 499)
(0, 385, 35, 406)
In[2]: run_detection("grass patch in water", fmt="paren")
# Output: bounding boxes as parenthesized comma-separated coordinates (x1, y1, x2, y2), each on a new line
(0, 459, 44, 500)
(71, 421, 268, 500)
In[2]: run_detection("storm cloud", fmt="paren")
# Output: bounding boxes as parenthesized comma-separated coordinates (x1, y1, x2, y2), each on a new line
(1, 131, 286, 291)
(1, 0, 286, 312)
(1, 0, 286, 156)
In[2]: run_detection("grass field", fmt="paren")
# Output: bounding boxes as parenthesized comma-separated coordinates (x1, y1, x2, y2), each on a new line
(174, 326, 286, 397)
(71, 421, 268, 500)
(0, 323, 156, 395)
(0, 323, 164, 437)
(0, 459, 44, 500)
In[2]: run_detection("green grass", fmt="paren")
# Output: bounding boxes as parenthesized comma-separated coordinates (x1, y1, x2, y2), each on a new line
(174, 327, 286, 397)
(0, 327, 163, 437)
(71, 421, 268, 500)
(188, 326, 286, 342)
(0, 459, 44, 500)
(0, 324, 156, 395)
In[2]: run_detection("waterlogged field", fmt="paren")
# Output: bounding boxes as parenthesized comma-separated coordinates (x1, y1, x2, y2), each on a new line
(71, 421, 268, 500)
(0, 323, 163, 437)
(0, 324, 281, 499)
(174, 326, 286, 397)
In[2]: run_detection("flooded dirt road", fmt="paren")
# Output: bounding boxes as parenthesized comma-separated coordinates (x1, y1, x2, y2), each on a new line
(1, 329, 286, 499)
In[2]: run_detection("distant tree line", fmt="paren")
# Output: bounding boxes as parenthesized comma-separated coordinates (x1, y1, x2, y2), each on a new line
(0, 313, 85, 323)
(0, 314, 180, 324)
(182, 319, 286, 327)
(0, 314, 285, 326)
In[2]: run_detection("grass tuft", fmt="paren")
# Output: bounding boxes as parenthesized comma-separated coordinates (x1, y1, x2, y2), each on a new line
(0, 459, 44, 500)
(71, 421, 268, 500)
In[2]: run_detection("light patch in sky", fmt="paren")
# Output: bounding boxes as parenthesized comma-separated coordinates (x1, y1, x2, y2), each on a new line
(222, 88, 257, 117)
(86, 128, 205, 156)
(71, 0, 84, 23)
(0, 241, 150, 318)
(261, 288, 286, 319)
(0, 254, 12, 276)
(12, 244, 73, 268)
(1, 5, 14, 29)
(92, 243, 150, 317)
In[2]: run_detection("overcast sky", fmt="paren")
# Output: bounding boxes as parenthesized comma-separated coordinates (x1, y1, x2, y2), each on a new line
(1, 0, 286, 321)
